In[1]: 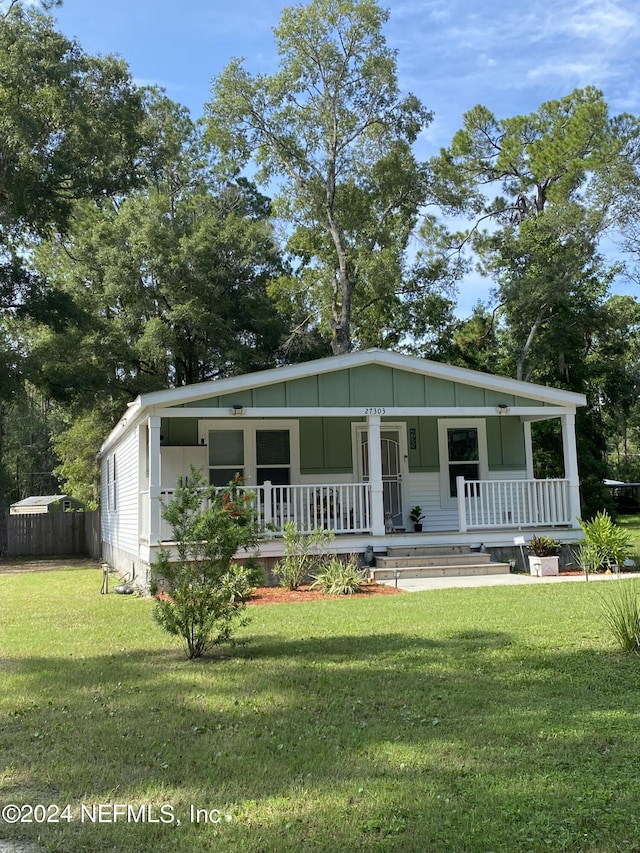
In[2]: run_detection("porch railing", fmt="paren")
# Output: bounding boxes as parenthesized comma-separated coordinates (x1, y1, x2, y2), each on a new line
(257, 482, 372, 534)
(148, 482, 372, 542)
(457, 477, 571, 531)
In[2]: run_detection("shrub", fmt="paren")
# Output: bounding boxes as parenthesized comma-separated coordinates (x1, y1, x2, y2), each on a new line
(600, 581, 640, 652)
(311, 554, 367, 595)
(528, 535, 561, 557)
(577, 511, 633, 574)
(150, 468, 260, 659)
(274, 522, 334, 590)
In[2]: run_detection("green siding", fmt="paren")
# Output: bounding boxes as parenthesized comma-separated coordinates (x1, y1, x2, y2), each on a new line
(286, 376, 319, 407)
(486, 419, 502, 469)
(406, 417, 439, 472)
(487, 417, 526, 470)
(426, 377, 456, 406)
(485, 391, 516, 408)
(160, 418, 199, 445)
(299, 419, 324, 470)
(395, 371, 427, 406)
(500, 418, 527, 468)
(164, 364, 553, 411)
(455, 383, 486, 406)
(299, 418, 355, 474)
(515, 395, 544, 407)
(253, 383, 287, 407)
(184, 397, 220, 408)
(349, 365, 395, 406)
(215, 393, 251, 408)
(319, 372, 350, 406)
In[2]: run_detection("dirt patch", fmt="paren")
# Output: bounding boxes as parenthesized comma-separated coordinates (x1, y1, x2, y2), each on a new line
(0, 557, 98, 574)
(247, 582, 403, 605)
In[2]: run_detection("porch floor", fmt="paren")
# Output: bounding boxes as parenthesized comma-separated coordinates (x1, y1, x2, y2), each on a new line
(148, 525, 581, 566)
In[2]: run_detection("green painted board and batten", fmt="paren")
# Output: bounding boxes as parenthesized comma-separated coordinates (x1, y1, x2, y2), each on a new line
(171, 364, 545, 411)
(160, 364, 529, 475)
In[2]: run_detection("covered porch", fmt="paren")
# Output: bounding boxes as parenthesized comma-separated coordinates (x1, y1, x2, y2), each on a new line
(138, 409, 583, 558)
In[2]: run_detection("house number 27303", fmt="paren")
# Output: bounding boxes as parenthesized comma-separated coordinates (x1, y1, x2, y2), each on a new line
(364, 407, 386, 415)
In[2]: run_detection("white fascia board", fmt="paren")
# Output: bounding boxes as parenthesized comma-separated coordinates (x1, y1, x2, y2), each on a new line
(98, 398, 143, 457)
(132, 351, 370, 409)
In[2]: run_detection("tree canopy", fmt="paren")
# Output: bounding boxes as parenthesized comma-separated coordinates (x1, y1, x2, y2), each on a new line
(207, 0, 436, 354)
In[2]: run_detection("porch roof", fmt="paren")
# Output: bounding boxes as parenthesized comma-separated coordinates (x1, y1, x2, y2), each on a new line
(100, 349, 586, 455)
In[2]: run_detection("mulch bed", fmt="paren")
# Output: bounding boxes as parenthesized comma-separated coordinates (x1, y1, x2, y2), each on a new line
(247, 582, 404, 605)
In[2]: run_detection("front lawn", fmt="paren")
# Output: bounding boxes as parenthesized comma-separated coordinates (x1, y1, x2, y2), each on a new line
(617, 513, 640, 563)
(1, 568, 640, 851)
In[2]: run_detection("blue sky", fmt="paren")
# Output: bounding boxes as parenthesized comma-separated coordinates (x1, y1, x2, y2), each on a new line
(49, 0, 640, 313)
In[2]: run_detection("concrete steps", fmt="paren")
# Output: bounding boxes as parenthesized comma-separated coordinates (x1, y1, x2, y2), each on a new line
(371, 545, 511, 582)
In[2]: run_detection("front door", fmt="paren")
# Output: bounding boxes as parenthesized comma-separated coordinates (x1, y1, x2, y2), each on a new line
(356, 426, 406, 528)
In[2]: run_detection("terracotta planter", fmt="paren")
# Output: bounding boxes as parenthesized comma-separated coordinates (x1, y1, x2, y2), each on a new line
(528, 555, 559, 576)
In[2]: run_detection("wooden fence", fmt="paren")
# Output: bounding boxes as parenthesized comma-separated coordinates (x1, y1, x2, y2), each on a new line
(7, 511, 101, 558)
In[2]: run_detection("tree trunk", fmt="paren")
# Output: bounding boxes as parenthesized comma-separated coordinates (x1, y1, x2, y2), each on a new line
(327, 215, 354, 355)
(517, 305, 547, 381)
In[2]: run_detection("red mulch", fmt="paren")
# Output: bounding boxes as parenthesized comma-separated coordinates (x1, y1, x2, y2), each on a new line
(247, 582, 404, 605)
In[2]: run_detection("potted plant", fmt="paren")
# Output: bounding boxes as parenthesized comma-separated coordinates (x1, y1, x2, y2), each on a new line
(528, 535, 561, 576)
(409, 506, 425, 533)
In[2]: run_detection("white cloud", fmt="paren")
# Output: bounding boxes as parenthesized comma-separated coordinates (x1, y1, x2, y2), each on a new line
(543, 0, 638, 45)
(527, 60, 608, 87)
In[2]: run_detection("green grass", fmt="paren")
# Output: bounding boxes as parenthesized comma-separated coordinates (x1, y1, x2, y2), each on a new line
(2, 567, 640, 851)
(617, 513, 640, 563)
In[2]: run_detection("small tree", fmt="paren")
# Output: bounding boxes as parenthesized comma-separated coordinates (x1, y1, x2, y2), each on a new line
(150, 468, 260, 659)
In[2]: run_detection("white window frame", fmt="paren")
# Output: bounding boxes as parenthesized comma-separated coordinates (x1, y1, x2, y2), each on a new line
(199, 420, 300, 487)
(107, 453, 117, 512)
(437, 419, 488, 508)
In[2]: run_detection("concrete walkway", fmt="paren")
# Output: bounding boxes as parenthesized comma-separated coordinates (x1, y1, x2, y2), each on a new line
(381, 571, 639, 592)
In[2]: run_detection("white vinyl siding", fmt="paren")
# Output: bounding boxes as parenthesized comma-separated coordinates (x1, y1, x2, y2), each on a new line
(101, 428, 139, 557)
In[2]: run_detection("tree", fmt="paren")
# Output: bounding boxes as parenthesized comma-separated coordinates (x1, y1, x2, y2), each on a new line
(0, 2, 144, 289)
(22, 92, 293, 503)
(0, 2, 145, 552)
(150, 470, 261, 660)
(587, 296, 640, 482)
(31, 93, 289, 398)
(430, 88, 632, 383)
(428, 89, 640, 513)
(207, 0, 434, 354)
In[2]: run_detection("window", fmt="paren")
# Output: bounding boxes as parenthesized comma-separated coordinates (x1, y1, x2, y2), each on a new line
(208, 430, 244, 487)
(438, 419, 487, 505)
(107, 454, 117, 511)
(256, 430, 290, 486)
(447, 427, 479, 497)
(205, 422, 297, 487)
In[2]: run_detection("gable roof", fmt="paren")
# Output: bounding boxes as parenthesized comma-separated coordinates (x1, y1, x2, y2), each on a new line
(102, 348, 587, 453)
(132, 349, 586, 409)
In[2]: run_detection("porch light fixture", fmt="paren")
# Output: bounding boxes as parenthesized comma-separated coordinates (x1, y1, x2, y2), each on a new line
(231, 404, 245, 416)
(496, 404, 510, 415)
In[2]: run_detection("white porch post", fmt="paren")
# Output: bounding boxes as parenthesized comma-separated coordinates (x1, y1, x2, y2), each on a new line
(148, 416, 161, 545)
(523, 421, 534, 479)
(561, 413, 581, 528)
(367, 415, 385, 536)
(456, 476, 468, 533)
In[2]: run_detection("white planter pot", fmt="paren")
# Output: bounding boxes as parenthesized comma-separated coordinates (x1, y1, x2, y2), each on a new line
(529, 555, 559, 576)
